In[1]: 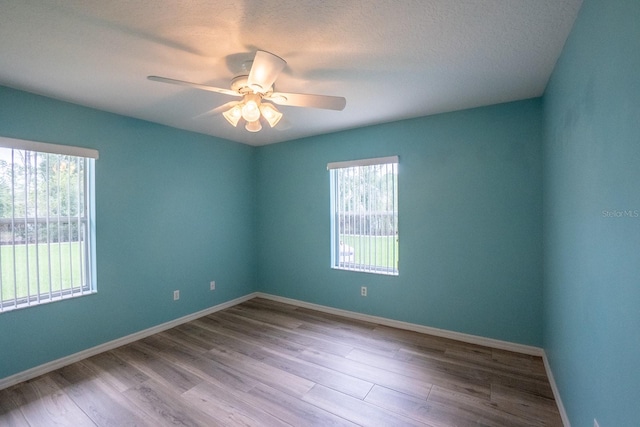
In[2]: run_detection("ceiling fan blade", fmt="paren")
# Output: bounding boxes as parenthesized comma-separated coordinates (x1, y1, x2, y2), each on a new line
(193, 101, 240, 119)
(147, 76, 240, 97)
(247, 50, 286, 92)
(267, 92, 346, 111)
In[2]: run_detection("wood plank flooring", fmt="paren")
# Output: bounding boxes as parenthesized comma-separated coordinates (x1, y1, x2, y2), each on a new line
(0, 297, 563, 426)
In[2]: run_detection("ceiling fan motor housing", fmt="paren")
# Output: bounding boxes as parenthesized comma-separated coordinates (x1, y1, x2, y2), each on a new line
(230, 75, 273, 97)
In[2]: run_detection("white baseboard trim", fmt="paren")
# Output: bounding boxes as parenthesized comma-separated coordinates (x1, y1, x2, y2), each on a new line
(542, 352, 571, 427)
(255, 292, 544, 357)
(0, 292, 258, 391)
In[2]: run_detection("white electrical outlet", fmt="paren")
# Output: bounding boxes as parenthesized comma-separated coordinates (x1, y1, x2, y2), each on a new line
(210, 281, 216, 290)
(361, 286, 367, 297)
(173, 290, 180, 300)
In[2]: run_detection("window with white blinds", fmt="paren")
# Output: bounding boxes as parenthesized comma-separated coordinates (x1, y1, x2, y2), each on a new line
(0, 137, 98, 312)
(328, 156, 398, 275)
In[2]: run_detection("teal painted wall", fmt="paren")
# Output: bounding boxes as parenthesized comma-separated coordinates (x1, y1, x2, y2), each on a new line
(256, 100, 544, 346)
(12, 9, 639, 425)
(0, 86, 256, 379)
(542, 0, 640, 425)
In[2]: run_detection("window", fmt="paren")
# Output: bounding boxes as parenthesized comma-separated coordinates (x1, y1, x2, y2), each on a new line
(0, 137, 98, 312)
(328, 156, 398, 275)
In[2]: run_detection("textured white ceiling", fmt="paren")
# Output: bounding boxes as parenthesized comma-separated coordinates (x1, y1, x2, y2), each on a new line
(0, 0, 582, 146)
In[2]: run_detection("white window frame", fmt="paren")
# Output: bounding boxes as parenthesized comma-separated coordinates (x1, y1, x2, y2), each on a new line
(328, 156, 399, 275)
(0, 137, 98, 312)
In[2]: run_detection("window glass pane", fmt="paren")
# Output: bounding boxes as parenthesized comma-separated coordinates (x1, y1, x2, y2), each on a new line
(330, 158, 398, 275)
(0, 145, 95, 312)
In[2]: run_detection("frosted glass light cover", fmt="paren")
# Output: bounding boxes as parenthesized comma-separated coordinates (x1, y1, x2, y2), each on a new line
(245, 120, 262, 132)
(223, 104, 242, 126)
(242, 100, 261, 122)
(260, 103, 283, 127)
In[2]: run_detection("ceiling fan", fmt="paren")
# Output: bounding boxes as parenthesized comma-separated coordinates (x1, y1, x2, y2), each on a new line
(148, 50, 346, 132)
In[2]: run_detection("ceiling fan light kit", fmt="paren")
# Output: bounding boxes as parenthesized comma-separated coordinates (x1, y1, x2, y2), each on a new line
(148, 50, 346, 133)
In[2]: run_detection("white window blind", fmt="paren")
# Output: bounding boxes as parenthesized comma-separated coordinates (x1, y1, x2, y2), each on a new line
(329, 156, 398, 275)
(0, 137, 97, 312)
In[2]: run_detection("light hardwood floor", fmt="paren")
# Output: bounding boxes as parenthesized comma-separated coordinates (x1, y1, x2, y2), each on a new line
(0, 298, 563, 426)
